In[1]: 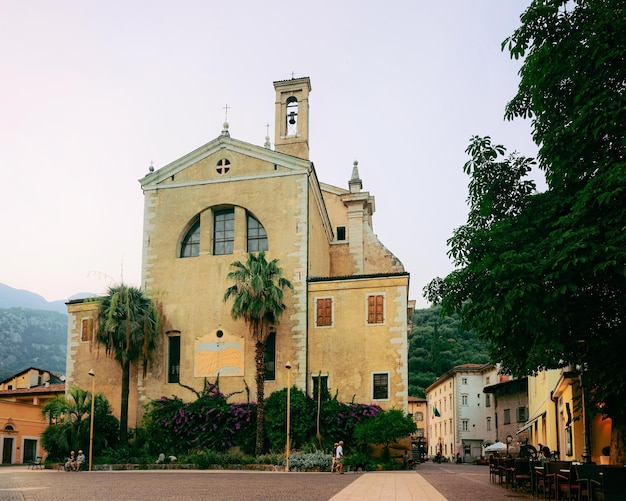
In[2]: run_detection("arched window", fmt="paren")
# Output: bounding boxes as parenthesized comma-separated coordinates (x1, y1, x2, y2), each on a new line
(286, 96, 298, 136)
(247, 214, 268, 252)
(180, 218, 200, 258)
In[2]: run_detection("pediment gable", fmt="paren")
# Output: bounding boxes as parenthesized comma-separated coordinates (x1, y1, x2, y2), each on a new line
(139, 134, 312, 190)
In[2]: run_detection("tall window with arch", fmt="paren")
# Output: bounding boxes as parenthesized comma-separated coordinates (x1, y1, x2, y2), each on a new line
(286, 96, 298, 136)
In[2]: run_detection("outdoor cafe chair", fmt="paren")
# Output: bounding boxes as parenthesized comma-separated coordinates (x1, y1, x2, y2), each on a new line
(574, 463, 603, 501)
(530, 459, 544, 497)
(513, 458, 532, 492)
(557, 465, 580, 501)
(597, 466, 626, 501)
(545, 461, 572, 500)
(488, 456, 499, 483)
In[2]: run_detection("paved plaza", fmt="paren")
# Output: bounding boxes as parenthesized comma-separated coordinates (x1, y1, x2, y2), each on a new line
(0, 462, 534, 501)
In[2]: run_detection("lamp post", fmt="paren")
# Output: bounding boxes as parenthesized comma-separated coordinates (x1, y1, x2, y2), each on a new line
(285, 361, 291, 472)
(88, 369, 95, 472)
(506, 434, 513, 457)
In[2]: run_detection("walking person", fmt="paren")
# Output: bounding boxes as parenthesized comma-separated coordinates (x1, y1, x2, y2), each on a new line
(336, 441, 344, 474)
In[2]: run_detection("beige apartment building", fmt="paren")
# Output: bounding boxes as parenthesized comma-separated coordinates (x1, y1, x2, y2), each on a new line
(66, 77, 412, 429)
(426, 363, 499, 462)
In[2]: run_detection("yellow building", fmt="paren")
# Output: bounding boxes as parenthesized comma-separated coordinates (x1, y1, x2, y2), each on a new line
(520, 368, 612, 464)
(0, 367, 65, 464)
(66, 77, 411, 430)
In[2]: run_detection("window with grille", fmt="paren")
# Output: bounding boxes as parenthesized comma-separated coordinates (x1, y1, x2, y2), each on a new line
(504, 409, 511, 425)
(517, 407, 528, 423)
(367, 295, 384, 324)
(373, 373, 389, 400)
(316, 298, 333, 327)
(312, 374, 329, 401)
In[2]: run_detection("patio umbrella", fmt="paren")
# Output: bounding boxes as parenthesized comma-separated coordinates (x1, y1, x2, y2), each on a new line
(484, 441, 507, 452)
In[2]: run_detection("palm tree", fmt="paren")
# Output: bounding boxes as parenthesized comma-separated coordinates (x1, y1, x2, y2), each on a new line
(41, 386, 91, 459)
(224, 251, 293, 456)
(41, 386, 119, 461)
(96, 285, 160, 443)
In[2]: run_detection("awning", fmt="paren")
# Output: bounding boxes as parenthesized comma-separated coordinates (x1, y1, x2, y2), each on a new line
(516, 412, 546, 435)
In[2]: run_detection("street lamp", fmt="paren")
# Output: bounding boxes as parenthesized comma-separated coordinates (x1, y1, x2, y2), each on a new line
(285, 361, 291, 472)
(88, 369, 95, 472)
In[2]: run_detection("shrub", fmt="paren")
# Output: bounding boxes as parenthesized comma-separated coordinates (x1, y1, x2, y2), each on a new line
(183, 449, 254, 469)
(284, 450, 332, 471)
(343, 450, 373, 471)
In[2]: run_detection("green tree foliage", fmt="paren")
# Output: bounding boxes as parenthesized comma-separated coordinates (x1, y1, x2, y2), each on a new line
(264, 386, 313, 451)
(96, 285, 161, 444)
(408, 306, 490, 397)
(427, 0, 626, 462)
(354, 409, 416, 453)
(41, 385, 119, 461)
(224, 252, 293, 456)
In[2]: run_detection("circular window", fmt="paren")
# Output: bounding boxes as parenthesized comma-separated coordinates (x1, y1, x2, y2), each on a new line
(216, 159, 230, 174)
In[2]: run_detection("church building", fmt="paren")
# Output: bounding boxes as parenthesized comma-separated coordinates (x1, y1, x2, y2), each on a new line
(66, 77, 412, 429)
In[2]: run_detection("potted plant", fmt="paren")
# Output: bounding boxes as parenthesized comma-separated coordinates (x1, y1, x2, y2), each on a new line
(600, 446, 610, 465)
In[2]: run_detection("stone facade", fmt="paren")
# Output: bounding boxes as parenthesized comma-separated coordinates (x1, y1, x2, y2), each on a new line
(66, 77, 411, 429)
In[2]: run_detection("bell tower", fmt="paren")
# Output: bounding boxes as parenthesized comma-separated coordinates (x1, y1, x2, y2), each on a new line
(273, 76, 311, 159)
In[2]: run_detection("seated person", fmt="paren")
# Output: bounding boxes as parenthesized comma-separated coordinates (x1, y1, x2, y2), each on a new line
(65, 451, 75, 471)
(73, 450, 85, 471)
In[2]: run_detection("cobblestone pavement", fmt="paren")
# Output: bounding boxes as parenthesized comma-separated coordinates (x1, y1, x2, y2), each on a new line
(416, 462, 534, 501)
(0, 462, 536, 501)
(0, 468, 355, 501)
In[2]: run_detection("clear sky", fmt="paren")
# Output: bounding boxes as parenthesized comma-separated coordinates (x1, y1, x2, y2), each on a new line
(0, 1, 539, 308)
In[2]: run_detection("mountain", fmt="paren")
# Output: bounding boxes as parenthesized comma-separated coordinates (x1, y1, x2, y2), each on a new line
(0, 283, 68, 314)
(0, 283, 96, 314)
(0, 283, 97, 380)
(0, 307, 67, 379)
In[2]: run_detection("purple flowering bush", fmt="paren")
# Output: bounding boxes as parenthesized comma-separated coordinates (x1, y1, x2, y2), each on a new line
(143, 382, 256, 455)
(143, 381, 381, 458)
